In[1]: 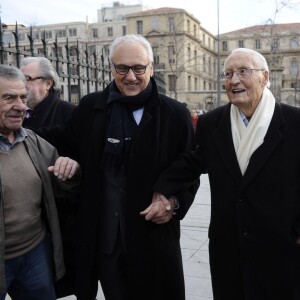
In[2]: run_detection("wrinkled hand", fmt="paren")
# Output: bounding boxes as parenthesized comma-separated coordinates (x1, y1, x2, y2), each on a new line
(48, 156, 79, 181)
(140, 192, 175, 224)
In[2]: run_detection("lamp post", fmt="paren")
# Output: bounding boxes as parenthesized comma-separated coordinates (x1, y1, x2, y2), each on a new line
(216, 0, 222, 107)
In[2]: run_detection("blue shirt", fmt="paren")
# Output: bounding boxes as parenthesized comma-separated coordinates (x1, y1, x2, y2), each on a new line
(0, 128, 27, 152)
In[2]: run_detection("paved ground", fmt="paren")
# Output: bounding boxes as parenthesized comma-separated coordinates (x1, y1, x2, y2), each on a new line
(6, 174, 213, 300)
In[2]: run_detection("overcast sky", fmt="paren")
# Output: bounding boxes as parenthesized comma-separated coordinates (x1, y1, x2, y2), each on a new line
(1, 0, 300, 35)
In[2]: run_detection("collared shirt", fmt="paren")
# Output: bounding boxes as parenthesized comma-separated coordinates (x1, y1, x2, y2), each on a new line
(133, 108, 144, 125)
(0, 128, 27, 152)
(239, 111, 250, 127)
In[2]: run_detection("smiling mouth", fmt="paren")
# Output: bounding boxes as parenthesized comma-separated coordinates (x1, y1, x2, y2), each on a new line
(125, 82, 138, 87)
(232, 88, 245, 94)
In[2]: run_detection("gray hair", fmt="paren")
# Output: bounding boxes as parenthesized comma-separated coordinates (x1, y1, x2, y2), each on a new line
(109, 34, 154, 64)
(224, 48, 270, 88)
(20, 57, 61, 92)
(0, 64, 26, 83)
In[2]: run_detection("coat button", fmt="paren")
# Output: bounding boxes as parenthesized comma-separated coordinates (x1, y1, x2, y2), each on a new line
(243, 230, 248, 237)
(114, 212, 119, 217)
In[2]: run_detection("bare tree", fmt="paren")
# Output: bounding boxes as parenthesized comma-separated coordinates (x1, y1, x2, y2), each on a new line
(263, 0, 300, 101)
(149, 12, 215, 101)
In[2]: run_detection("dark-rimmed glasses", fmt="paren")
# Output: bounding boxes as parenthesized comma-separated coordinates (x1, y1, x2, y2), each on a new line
(113, 63, 151, 75)
(25, 75, 46, 82)
(220, 68, 265, 80)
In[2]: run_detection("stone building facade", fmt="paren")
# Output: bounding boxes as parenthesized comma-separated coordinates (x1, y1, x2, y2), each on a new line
(1, 2, 299, 108)
(219, 23, 300, 106)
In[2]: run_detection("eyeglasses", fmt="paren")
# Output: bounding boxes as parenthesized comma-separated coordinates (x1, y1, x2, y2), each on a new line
(220, 68, 265, 80)
(113, 63, 151, 75)
(25, 75, 46, 82)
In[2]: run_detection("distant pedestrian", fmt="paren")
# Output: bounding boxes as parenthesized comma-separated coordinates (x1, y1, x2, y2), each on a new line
(190, 109, 198, 129)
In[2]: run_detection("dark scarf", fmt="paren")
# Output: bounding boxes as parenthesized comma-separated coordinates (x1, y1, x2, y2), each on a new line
(101, 80, 153, 170)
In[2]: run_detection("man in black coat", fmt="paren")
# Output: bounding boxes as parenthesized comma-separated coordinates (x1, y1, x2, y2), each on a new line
(20, 57, 77, 298)
(153, 48, 300, 300)
(36, 34, 199, 300)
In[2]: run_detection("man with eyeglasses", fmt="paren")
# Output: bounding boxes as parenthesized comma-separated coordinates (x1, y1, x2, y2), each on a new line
(20, 57, 75, 129)
(153, 48, 300, 300)
(35, 34, 199, 300)
(20, 57, 78, 298)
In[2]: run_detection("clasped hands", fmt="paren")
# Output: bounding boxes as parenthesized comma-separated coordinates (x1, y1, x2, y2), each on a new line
(48, 156, 79, 181)
(140, 192, 177, 224)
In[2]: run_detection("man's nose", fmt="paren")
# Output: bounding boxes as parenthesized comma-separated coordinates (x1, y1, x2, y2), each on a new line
(126, 68, 137, 79)
(14, 98, 27, 110)
(231, 72, 241, 82)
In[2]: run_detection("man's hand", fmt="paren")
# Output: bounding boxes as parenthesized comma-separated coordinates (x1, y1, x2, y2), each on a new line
(48, 156, 79, 181)
(140, 192, 176, 224)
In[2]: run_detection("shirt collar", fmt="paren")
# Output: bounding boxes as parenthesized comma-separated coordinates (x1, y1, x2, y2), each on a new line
(0, 127, 28, 151)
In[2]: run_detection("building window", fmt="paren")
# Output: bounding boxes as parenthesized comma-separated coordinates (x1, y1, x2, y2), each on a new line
(255, 39, 261, 49)
(33, 31, 39, 40)
(168, 17, 175, 32)
(194, 77, 198, 91)
(51, 47, 62, 57)
(291, 37, 298, 48)
(18, 32, 26, 41)
(136, 21, 143, 34)
(92, 28, 98, 38)
(188, 76, 191, 90)
(122, 26, 126, 36)
(107, 27, 113, 37)
(168, 45, 175, 64)
(151, 18, 158, 29)
(103, 45, 110, 56)
(69, 28, 77, 37)
(89, 45, 96, 55)
(291, 59, 299, 76)
(203, 55, 206, 72)
(187, 20, 190, 33)
(71, 85, 79, 94)
(238, 40, 244, 48)
(271, 38, 279, 50)
(57, 29, 67, 38)
(70, 65, 78, 75)
(222, 41, 228, 51)
(194, 24, 196, 36)
(45, 30, 52, 39)
(153, 46, 160, 65)
(168, 75, 176, 91)
(70, 46, 77, 56)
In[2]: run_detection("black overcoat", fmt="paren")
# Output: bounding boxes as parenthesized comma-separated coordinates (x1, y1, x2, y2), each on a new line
(154, 102, 300, 300)
(42, 82, 199, 300)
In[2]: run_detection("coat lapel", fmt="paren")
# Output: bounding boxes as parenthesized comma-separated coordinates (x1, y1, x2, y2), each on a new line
(213, 104, 242, 185)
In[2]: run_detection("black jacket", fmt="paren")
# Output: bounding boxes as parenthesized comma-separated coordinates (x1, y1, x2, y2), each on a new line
(154, 102, 300, 300)
(40, 80, 199, 300)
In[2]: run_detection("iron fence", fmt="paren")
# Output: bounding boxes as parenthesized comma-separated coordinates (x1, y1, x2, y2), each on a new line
(0, 21, 112, 104)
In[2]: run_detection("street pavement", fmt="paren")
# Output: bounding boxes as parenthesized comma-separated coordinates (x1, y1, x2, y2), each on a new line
(57, 173, 213, 300)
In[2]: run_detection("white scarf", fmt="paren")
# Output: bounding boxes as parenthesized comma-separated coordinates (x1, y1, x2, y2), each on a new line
(230, 88, 275, 175)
